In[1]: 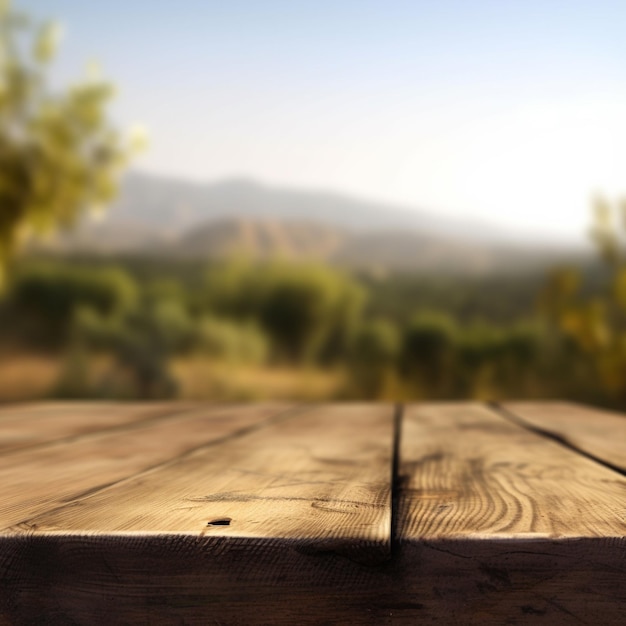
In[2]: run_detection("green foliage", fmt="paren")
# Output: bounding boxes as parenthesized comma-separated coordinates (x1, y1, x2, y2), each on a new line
(588, 195, 626, 266)
(74, 303, 181, 399)
(401, 312, 456, 394)
(7, 262, 137, 346)
(456, 323, 505, 369)
(0, 1, 137, 288)
(195, 316, 269, 364)
(539, 195, 626, 404)
(351, 319, 399, 366)
(53, 340, 93, 398)
(72, 305, 122, 350)
(359, 271, 543, 326)
(4, 246, 622, 404)
(257, 263, 365, 362)
(348, 319, 399, 397)
(201, 260, 366, 363)
(501, 322, 542, 366)
(201, 258, 259, 318)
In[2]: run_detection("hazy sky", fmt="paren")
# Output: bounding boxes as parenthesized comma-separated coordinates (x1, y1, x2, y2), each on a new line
(23, 0, 626, 240)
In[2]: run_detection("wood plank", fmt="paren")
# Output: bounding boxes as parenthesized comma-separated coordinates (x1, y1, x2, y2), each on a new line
(13, 403, 393, 543)
(1, 404, 395, 625)
(503, 401, 626, 473)
(393, 402, 626, 623)
(0, 534, 397, 625)
(0, 403, 291, 529)
(0, 402, 196, 453)
(4, 401, 624, 624)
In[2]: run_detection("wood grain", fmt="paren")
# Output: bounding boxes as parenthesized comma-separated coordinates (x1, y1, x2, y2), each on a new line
(0, 534, 397, 625)
(13, 404, 393, 548)
(503, 401, 626, 473)
(393, 402, 626, 623)
(0, 403, 290, 528)
(399, 402, 626, 538)
(0, 402, 195, 453)
(392, 536, 626, 624)
(1, 404, 395, 625)
(2, 401, 626, 624)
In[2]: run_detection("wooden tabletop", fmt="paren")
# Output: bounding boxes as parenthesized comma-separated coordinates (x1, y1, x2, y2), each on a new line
(1, 401, 625, 624)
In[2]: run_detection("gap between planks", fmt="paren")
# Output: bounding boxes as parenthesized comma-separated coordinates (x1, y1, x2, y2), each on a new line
(390, 402, 404, 556)
(6, 402, 622, 542)
(2, 402, 626, 625)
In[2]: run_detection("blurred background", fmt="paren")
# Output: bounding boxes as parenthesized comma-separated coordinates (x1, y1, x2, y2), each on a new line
(2, 0, 626, 406)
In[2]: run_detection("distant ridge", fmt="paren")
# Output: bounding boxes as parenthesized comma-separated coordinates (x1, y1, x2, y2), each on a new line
(29, 170, 587, 274)
(178, 218, 345, 261)
(104, 170, 514, 240)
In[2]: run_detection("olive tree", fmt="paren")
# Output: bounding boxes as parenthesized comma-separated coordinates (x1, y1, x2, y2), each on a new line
(0, 0, 141, 287)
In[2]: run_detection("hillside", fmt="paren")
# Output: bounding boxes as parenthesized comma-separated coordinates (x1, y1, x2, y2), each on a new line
(178, 218, 346, 261)
(109, 171, 508, 239)
(28, 171, 588, 274)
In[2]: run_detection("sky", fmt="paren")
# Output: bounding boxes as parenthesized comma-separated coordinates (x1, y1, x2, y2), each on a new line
(21, 0, 626, 241)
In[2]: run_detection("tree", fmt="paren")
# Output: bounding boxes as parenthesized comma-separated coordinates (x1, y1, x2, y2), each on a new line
(7, 262, 137, 347)
(348, 319, 399, 398)
(401, 311, 456, 397)
(0, 0, 141, 288)
(257, 263, 365, 363)
(539, 196, 626, 404)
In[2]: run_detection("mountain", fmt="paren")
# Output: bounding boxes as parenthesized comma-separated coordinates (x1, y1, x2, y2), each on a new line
(30, 170, 587, 274)
(80, 170, 514, 242)
(173, 218, 577, 274)
(178, 218, 345, 260)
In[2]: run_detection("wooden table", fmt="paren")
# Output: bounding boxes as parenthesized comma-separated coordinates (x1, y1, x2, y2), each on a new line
(1, 401, 625, 624)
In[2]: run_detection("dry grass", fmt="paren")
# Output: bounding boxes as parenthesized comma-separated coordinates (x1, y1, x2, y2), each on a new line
(0, 353, 346, 403)
(0, 353, 62, 402)
(172, 358, 345, 401)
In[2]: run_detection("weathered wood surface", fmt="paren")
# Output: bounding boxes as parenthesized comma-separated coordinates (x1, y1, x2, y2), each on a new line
(1, 403, 395, 625)
(12, 403, 393, 545)
(394, 403, 626, 624)
(503, 401, 626, 473)
(0, 402, 195, 453)
(1, 534, 400, 625)
(0, 403, 291, 528)
(1, 401, 625, 625)
(399, 403, 626, 538)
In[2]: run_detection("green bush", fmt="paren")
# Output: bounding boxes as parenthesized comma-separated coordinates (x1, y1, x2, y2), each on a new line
(200, 259, 366, 364)
(195, 316, 269, 364)
(401, 312, 457, 396)
(351, 319, 399, 366)
(348, 319, 400, 397)
(7, 263, 137, 347)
